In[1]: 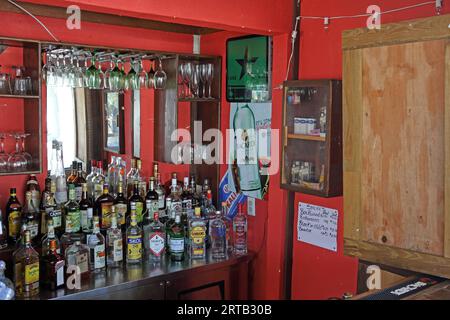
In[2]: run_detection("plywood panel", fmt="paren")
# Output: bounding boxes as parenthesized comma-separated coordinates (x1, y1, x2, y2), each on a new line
(360, 40, 446, 255)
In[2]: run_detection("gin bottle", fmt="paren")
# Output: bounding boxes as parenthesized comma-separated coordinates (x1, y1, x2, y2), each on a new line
(233, 204, 248, 255)
(126, 206, 143, 264)
(210, 210, 227, 259)
(168, 213, 185, 262)
(144, 212, 166, 262)
(106, 209, 123, 267)
(232, 104, 262, 193)
(87, 216, 106, 272)
(189, 207, 206, 259)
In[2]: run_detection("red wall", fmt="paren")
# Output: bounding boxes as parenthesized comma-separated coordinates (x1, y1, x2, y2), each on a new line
(293, 0, 450, 300)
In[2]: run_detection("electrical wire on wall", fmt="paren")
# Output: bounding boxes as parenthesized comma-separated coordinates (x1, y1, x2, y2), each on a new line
(7, 0, 60, 42)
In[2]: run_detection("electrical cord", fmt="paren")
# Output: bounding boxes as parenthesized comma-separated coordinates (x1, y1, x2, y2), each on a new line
(7, 0, 60, 42)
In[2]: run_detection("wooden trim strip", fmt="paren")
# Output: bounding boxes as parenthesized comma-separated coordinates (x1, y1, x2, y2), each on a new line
(444, 43, 450, 258)
(343, 14, 450, 50)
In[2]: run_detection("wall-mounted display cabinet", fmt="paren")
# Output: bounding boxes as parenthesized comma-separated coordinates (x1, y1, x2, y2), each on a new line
(0, 38, 42, 176)
(280, 80, 342, 197)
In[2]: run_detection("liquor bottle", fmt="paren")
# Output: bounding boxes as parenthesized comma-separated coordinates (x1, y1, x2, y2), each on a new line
(233, 204, 248, 255)
(13, 230, 40, 298)
(165, 173, 182, 196)
(95, 184, 115, 233)
(87, 216, 106, 272)
(41, 239, 65, 290)
(221, 202, 234, 253)
(26, 174, 41, 210)
(65, 240, 90, 279)
(114, 182, 128, 232)
(166, 176, 182, 217)
(0, 210, 7, 250)
(145, 177, 159, 222)
(126, 158, 136, 198)
(73, 162, 86, 202)
(0, 260, 15, 300)
(202, 190, 216, 248)
(210, 210, 227, 259)
(93, 160, 105, 201)
(116, 157, 126, 198)
(6, 188, 22, 244)
(40, 174, 64, 236)
(165, 198, 174, 253)
(128, 181, 145, 226)
(106, 209, 123, 267)
(155, 173, 166, 221)
(153, 163, 159, 178)
(144, 211, 165, 262)
(181, 177, 193, 217)
(22, 191, 40, 246)
(80, 183, 94, 234)
(168, 213, 185, 262)
(61, 184, 83, 255)
(107, 156, 117, 197)
(41, 219, 61, 256)
(86, 160, 97, 201)
(52, 141, 67, 205)
(189, 175, 201, 209)
(126, 206, 143, 264)
(67, 161, 78, 184)
(232, 104, 262, 193)
(189, 207, 206, 259)
(136, 160, 147, 198)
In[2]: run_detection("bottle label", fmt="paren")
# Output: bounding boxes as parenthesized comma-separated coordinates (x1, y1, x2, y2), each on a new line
(212, 225, 226, 237)
(75, 186, 83, 202)
(81, 208, 93, 231)
(190, 226, 206, 245)
(55, 260, 65, 286)
(55, 191, 68, 204)
(139, 182, 147, 198)
(66, 211, 81, 233)
(113, 239, 123, 262)
(24, 262, 39, 285)
(76, 252, 89, 274)
(94, 184, 103, 199)
(131, 202, 144, 224)
(115, 203, 127, 226)
(27, 221, 39, 239)
(100, 202, 113, 229)
(158, 194, 165, 209)
(127, 235, 142, 260)
(169, 238, 184, 253)
(8, 210, 21, 237)
(149, 232, 165, 256)
(170, 200, 182, 214)
(146, 200, 159, 216)
(47, 208, 62, 229)
(94, 244, 106, 269)
(30, 190, 41, 208)
(182, 199, 192, 210)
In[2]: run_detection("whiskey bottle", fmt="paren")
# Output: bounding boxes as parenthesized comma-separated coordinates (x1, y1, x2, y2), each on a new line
(80, 183, 94, 234)
(126, 206, 143, 264)
(65, 240, 90, 279)
(6, 188, 22, 244)
(128, 181, 145, 226)
(95, 184, 115, 233)
(87, 216, 106, 272)
(145, 177, 159, 222)
(22, 191, 40, 246)
(41, 239, 65, 290)
(189, 207, 206, 259)
(61, 184, 83, 255)
(144, 211, 165, 262)
(26, 174, 41, 210)
(168, 213, 185, 262)
(106, 209, 123, 267)
(13, 230, 40, 298)
(41, 219, 61, 257)
(0, 210, 7, 250)
(67, 161, 78, 184)
(114, 182, 128, 233)
(73, 162, 86, 202)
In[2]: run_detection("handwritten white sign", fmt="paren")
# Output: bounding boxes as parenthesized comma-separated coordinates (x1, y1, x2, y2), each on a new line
(297, 202, 338, 252)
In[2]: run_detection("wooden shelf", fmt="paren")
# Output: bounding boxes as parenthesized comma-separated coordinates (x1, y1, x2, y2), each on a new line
(0, 94, 39, 99)
(287, 133, 326, 142)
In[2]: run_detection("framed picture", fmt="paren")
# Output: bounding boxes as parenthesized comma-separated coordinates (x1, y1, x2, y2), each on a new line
(226, 35, 272, 103)
(102, 90, 125, 154)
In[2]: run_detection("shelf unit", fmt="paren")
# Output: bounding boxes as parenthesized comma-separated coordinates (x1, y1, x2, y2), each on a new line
(0, 37, 42, 176)
(154, 54, 221, 203)
(280, 80, 342, 197)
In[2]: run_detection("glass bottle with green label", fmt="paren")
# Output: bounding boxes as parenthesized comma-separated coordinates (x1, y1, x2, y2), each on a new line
(126, 205, 142, 264)
(128, 181, 145, 226)
(22, 191, 40, 246)
(6, 188, 22, 245)
(13, 230, 40, 298)
(169, 213, 185, 262)
(61, 184, 82, 255)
